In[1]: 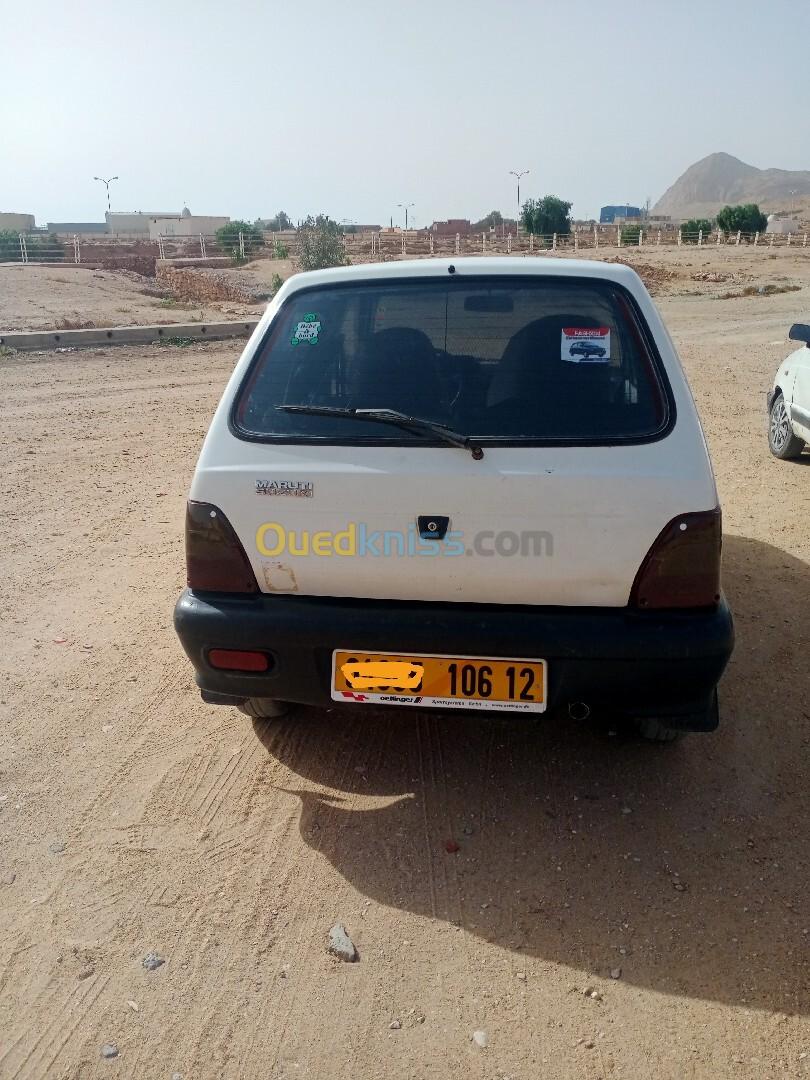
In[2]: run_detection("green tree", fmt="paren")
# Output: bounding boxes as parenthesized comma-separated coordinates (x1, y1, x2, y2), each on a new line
(0, 230, 64, 262)
(681, 218, 714, 242)
(260, 210, 292, 232)
(0, 230, 23, 261)
(31, 233, 65, 262)
(215, 220, 264, 262)
(520, 200, 537, 234)
(716, 204, 768, 235)
(296, 217, 347, 272)
(472, 210, 505, 231)
(299, 214, 342, 234)
(520, 196, 572, 236)
(620, 224, 642, 245)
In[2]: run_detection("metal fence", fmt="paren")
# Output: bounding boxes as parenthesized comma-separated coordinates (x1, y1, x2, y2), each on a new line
(3, 225, 809, 268)
(364, 226, 810, 259)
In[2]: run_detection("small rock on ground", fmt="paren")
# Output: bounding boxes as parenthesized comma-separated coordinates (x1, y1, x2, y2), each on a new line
(327, 923, 358, 963)
(49, 840, 66, 854)
(610, 967, 622, 979)
(472, 1030, 488, 1048)
(142, 951, 165, 971)
(100, 1043, 119, 1059)
(1, 872, 15, 886)
(389, 1019, 401, 1030)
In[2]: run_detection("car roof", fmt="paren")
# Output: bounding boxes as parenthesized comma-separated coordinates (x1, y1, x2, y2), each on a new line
(279, 256, 646, 295)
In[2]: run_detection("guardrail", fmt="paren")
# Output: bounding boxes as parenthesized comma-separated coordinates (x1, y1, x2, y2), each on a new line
(3, 225, 809, 268)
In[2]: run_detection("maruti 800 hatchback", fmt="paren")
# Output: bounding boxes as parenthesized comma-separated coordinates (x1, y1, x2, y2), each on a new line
(174, 258, 733, 741)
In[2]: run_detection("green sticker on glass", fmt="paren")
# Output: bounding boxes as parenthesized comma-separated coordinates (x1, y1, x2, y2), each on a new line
(291, 312, 321, 346)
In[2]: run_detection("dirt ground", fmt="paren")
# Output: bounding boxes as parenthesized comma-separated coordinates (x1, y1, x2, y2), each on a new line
(1, 244, 807, 334)
(1, 252, 810, 1079)
(0, 265, 265, 333)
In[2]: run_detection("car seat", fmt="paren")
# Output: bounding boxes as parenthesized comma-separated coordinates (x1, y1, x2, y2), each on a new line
(487, 314, 612, 435)
(348, 327, 444, 419)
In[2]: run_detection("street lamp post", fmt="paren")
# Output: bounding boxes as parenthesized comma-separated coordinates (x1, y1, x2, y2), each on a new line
(509, 170, 529, 235)
(397, 202, 415, 230)
(94, 175, 119, 214)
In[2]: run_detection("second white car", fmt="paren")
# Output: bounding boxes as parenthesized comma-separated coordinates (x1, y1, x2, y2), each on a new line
(768, 323, 810, 459)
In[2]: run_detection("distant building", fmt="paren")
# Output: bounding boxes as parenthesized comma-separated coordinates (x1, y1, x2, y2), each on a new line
(430, 218, 472, 236)
(47, 222, 107, 238)
(0, 212, 36, 232)
(148, 208, 230, 239)
(106, 211, 180, 235)
(766, 215, 801, 235)
(600, 205, 642, 224)
(104, 208, 231, 239)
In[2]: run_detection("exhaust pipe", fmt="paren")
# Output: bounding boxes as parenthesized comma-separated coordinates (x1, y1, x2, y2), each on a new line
(568, 702, 591, 721)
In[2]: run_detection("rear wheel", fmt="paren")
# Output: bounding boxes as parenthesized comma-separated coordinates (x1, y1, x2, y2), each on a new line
(632, 690, 718, 742)
(632, 717, 683, 742)
(769, 392, 804, 459)
(238, 698, 293, 719)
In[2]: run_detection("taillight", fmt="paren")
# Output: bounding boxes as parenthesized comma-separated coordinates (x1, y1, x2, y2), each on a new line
(208, 648, 270, 671)
(185, 501, 258, 593)
(630, 509, 722, 610)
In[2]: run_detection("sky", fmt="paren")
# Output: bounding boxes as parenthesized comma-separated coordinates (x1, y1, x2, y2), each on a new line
(2, 0, 809, 228)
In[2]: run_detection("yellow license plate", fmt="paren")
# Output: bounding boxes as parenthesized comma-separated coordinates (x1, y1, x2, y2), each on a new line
(331, 650, 547, 712)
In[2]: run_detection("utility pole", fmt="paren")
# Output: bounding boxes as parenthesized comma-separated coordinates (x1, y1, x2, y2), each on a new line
(94, 175, 119, 214)
(509, 169, 529, 234)
(397, 202, 415, 230)
(789, 189, 797, 214)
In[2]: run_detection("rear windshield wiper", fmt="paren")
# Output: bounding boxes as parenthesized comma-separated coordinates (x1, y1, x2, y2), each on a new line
(276, 405, 484, 459)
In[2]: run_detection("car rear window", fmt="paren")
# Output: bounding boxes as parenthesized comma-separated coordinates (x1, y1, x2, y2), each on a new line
(233, 277, 671, 444)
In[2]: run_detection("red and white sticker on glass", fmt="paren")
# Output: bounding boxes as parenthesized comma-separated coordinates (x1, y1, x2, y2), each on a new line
(561, 326, 611, 363)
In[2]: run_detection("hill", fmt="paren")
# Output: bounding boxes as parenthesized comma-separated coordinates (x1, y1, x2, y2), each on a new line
(653, 152, 810, 220)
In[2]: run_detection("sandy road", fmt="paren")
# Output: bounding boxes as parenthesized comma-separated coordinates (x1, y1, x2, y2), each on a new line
(1, 274, 810, 1079)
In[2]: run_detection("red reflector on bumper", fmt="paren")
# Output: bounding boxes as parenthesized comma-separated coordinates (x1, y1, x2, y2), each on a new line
(208, 649, 270, 672)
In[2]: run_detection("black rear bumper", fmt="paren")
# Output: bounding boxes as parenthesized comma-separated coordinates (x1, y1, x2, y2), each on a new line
(174, 590, 734, 731)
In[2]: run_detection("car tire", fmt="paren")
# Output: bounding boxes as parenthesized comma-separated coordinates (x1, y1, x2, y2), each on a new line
(632, 690, 718, 742)
(768, 392, 805, 459)
(632, 717, 683, 743)
(238, 698, 293, 719)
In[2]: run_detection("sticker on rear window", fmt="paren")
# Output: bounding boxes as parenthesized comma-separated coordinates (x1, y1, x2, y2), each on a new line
(562, 327, 610, 363)
(291, 313, 321, 346)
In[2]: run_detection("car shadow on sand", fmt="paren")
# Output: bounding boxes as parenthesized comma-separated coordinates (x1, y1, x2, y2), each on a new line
(251, 534, 809, 1014)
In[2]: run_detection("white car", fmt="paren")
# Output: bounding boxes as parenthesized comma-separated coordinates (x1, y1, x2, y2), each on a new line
(768, 323, 810, 459)
(175, 258, 733, 741)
